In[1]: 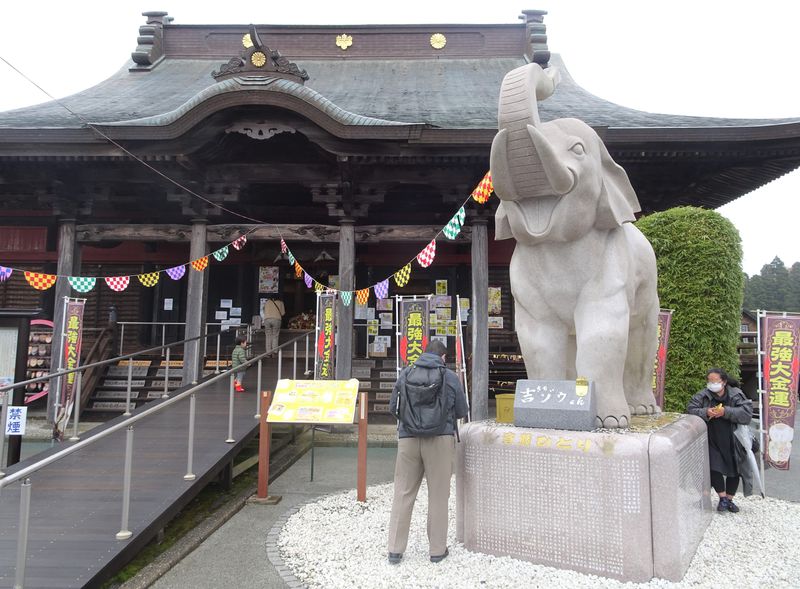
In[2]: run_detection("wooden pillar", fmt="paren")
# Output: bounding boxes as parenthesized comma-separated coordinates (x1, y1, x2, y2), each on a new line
(470, 219, 489, 420)
(48, 218, 76, 423)
(335, 219, 355, 380)
(183, 219, 208, 385)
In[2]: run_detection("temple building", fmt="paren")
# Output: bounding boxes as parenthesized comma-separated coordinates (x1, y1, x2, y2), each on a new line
(1, 9, 799, 419)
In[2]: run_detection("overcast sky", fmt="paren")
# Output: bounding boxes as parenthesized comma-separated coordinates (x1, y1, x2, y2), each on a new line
(1, 0, 797, 275)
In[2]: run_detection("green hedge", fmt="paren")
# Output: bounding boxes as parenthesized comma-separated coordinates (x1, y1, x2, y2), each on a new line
(635, 206, 744, 412)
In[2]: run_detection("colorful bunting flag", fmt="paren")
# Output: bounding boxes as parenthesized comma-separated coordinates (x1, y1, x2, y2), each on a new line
(304, 272, 313, 288)
(394, 263, 411, 287)
(105, 276, 130, 292)
(0, 266, 12, 282)
(167, 265, 186, 281)
(138, 272, 160, 287)
(416, 239, 437, 268)
(356, 288, 370, 306)
(281, 239, 287, 253)
(375, 279, 389, 300)
(68, 276, 96, 293)
(232, 235, 247, 250)
(191, 257, 209, 272)
(24, 271, 57, 291)
(341, 291, 352, 306)
(212, 246, 229, 262)
(471, 171, 493, 204)
(288, 250, 295, 265)
(295, 262, 303, 278)
(314, 281, 324, 293)
(443, 206, 467, 240)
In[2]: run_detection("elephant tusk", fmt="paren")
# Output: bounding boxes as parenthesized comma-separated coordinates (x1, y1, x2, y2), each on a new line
(527, 124, 574, 195)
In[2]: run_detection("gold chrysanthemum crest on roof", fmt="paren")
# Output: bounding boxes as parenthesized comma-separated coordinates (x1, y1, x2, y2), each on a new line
(212, 25, 309, 83)
(336, 34, 353, 51)
(430, 33, 447, 49)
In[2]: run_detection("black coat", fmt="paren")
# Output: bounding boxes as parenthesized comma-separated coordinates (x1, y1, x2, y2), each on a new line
(687, 386, 753, 476)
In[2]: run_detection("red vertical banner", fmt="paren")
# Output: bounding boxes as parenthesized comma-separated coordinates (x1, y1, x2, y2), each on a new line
(762, 316, 800, 470)
(55, 299, 86, 435)
(399, 298, 430, 366)
(314, 293, 336, 380)
(651, 310, 672, 409)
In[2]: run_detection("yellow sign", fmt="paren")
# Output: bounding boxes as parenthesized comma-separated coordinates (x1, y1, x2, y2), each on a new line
(267, 379, 360, 424)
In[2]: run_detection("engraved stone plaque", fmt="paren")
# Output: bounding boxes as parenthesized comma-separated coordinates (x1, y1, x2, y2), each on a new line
(102, 379, 145, 388)
(456, 415, 711, 583)
(379, 382, 394, 390)
(156, 368, 184, 377)
(513, 379, 596, 431)
(373, 403, 390, 413)
(94, 390, 133, 399)
(352, 367, 371, 379)
(107, 366, 149, 378)
(92, 401, 128, 409)
(379, 371, 396, 379)
(358, 381, 372, 390)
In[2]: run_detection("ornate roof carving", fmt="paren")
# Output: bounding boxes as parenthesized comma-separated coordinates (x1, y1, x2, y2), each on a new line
(212, 25, 309, 84)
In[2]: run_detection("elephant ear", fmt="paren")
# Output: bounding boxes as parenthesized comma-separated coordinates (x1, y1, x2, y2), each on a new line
(595, 140, 641, 229)
(494, 202, 514, 240)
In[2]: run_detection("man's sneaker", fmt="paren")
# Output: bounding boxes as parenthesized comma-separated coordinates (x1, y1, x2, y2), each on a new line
(388, 552, 402, 564)
(726, 498, 740, 513)
(717, 497, 730, 512)
(430, 548, 449, 563)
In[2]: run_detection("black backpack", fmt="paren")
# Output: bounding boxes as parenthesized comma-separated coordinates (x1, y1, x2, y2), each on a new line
(396, 365, 449, 436)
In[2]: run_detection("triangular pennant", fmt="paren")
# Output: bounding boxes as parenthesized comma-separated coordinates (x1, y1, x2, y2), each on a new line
(281, 239, 288, 254)
(288, 250, 295, 265)
(456, 206, 466, 225)
(24, 271, 57, 291)
(294, 262, 303, 278)
(137, 272, 160, 287)
(394, 263, 412, 288)
(105, 276, 130, 292)
(304, 272, 313, 288)
(375, 279, 389, 300)
(68, 276, 96, 293)
(212, 246, 229, 262)
(356, 288, 370, 306)
(191, 257, 209, 272)
(314, 281, 324, 293)
(442, 215, 463, 240)
(416, 239, 437, 268)
(0, 266, 12, 282)
(341, 291, 352, 306)
(167, 265, 186, 281)
(471, 171, 493, 204)
(231, 235, 247, 251)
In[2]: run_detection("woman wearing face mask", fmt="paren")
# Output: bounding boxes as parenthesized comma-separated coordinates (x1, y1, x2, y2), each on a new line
(687, 368, 753, 513)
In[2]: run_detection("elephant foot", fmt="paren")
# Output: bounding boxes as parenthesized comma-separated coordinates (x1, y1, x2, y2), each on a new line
(629, 403, 662, 416)
(595, 414, 630, 429)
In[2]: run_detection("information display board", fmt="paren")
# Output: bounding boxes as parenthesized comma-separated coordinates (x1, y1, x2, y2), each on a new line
(267, 379, 359, 424)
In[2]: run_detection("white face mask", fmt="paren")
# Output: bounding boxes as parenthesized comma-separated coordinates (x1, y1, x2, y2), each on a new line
(707, 382, 724, 393)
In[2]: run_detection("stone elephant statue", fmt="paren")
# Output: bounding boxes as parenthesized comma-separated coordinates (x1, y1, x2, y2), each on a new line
(491, 63, 660, 428)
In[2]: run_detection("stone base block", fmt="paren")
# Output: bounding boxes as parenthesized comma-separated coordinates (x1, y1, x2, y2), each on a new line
(456, 414, 711, 583)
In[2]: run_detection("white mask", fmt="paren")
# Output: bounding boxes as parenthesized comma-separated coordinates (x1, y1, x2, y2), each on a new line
(707, 382, 723, 393)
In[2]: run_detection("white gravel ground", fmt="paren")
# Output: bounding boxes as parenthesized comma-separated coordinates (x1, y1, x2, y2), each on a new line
(277, 481, 800, 589)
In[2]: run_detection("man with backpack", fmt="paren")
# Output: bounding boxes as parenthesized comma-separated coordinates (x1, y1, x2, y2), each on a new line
(387, 340, 469, 565)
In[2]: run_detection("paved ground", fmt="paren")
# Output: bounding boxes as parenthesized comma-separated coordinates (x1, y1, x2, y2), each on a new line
(148, 445, 398, 589)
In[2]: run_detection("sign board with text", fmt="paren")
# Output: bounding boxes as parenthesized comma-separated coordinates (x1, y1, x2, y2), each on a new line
(267, 379, 359, 424)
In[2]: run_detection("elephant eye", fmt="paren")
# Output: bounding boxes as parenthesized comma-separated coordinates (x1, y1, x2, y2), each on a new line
(569, 142, 585, 156)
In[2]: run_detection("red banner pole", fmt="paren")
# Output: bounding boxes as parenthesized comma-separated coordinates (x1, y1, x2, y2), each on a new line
(257, 390, 273, 499)
(357, 391, 368, 502)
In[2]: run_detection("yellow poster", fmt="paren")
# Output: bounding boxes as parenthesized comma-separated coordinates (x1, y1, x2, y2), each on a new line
(267, 379, 360, 424)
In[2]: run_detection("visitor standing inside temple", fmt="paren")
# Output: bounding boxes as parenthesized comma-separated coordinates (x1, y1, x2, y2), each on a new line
(687, 368, 753, 513)
(261, 294, 285, 357)
(387, 340, 469, 564)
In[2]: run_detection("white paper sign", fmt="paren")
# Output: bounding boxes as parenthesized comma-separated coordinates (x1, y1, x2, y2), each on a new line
(215, 311, 228, 320)
(220, 299, 233, 309)
(164, 298, 173, 311)
(230, 307, 242, 317)
(5, 405, 27, 436)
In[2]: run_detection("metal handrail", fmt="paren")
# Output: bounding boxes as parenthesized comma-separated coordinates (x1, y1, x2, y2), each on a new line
(0, 330, 310, 489)
(116, 320, 244, 356)
(1, 328, 313, 586)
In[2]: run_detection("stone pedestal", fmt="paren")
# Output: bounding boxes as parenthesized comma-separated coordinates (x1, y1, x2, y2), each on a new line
(456, 414, 711, 583)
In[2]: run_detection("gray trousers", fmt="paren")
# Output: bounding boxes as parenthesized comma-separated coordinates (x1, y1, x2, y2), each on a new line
(387, 435, 455, 557)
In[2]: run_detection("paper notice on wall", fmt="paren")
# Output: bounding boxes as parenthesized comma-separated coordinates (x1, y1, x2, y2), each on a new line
(220, 299, 233, 309)
(164, 298, 173, 311)
(215, 311, 228, 320)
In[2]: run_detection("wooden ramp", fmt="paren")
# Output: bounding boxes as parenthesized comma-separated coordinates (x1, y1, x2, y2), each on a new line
(0, 365, 284, 589)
